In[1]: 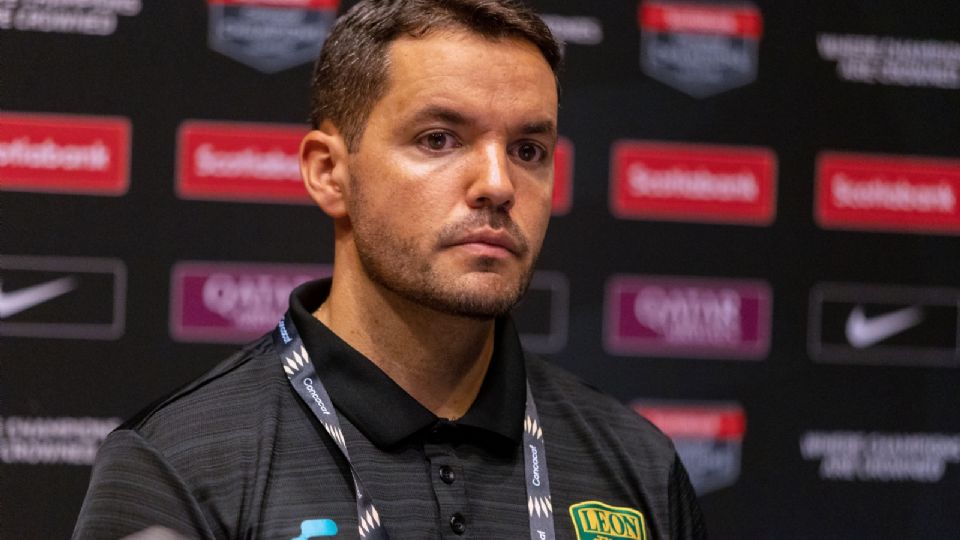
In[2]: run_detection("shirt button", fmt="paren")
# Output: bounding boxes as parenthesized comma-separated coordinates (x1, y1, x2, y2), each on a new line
(449, 513, 466, 535)
(440, 465, 456, 484)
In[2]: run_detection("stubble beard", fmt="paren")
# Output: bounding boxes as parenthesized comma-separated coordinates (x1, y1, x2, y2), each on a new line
(349, 183, 538, 320)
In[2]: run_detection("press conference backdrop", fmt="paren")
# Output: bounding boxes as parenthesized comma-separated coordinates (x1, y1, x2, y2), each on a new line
(2, 1, 959, 538)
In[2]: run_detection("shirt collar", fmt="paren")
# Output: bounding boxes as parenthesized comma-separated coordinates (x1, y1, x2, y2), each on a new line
(288, 279, 526, 449)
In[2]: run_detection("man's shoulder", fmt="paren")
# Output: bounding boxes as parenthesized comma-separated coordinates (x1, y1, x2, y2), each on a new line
(118, 334, 286, 456)
(77, 335, 293, 538)
(525, 353, 676, 461)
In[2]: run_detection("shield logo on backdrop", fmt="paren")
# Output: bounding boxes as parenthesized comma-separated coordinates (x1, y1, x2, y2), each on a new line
(638, 0, 763, 98)
(632, 401, 746, 495)
(207, 0, 340, 74)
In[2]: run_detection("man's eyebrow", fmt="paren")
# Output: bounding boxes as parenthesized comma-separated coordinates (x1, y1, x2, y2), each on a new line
(409, 106, 556, 138)
(519, 120, 557, 137)
(409, 105, 472, 126)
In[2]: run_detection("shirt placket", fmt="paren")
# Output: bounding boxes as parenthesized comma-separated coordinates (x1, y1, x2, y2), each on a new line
(424, 421, 471, 539)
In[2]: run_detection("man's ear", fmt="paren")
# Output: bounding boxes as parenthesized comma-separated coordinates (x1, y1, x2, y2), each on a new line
(300, 120, 350, 218)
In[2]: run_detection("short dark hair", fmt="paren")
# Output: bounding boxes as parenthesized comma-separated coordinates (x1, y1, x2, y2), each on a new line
(309, 0, 561, 151)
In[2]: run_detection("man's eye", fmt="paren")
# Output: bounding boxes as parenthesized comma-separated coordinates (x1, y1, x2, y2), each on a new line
(419, 131, 459, 151)
(512, 142, 546, 163)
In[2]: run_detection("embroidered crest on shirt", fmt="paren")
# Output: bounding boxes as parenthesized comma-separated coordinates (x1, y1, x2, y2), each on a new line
(568, 501, 648, 540)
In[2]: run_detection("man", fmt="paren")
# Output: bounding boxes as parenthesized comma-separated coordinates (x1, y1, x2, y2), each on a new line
(74, 1, 706, 538)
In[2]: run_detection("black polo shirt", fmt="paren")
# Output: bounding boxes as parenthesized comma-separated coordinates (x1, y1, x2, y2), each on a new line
(74, 279, 705, 539)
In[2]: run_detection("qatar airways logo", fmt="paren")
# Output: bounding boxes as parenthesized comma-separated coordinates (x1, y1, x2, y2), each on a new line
(176, 120, 311, 204)
(634, 288, 741, 344)
(170, 261, 330, 343)
(605, 275, 771, 359)
(611, 141, 776, 225)
(0, 112, 129, 195)
(816, 152, 960, 235)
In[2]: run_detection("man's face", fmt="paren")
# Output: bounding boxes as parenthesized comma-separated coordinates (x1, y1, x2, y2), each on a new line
(344, 29, 558, 319)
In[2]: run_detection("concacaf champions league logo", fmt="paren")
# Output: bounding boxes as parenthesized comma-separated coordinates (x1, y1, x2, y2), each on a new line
(207, 0, 340, 74)
(632, 401, 746, 495)
(638, 0, 763, 98)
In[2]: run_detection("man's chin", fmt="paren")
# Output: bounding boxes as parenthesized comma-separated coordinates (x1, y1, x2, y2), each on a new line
(399, 274, 527, 320)
(414, 286, 522, 320)
(359, 252, 533, 319)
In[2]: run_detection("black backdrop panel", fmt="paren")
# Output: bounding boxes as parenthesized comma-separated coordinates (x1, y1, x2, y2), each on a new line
(2, 0, 959, 538)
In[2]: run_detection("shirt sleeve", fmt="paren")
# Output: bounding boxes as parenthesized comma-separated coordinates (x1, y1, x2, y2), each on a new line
(72, 429, 216, 540)
(668, 452, 708, 540)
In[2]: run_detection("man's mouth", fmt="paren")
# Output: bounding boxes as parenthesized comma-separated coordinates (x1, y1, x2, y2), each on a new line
(447, 229, 522, 258)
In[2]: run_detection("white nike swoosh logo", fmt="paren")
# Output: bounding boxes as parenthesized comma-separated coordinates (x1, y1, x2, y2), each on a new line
(845, 305, 924, 348)
(0, 276, 78, 318)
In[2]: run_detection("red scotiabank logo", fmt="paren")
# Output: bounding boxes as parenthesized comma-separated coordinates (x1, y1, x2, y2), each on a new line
(0, 112, 130, 195)
(177, 120, 310, 204)
(552, 137, 574, 215)
(816, 152, 960, 235)
(611, 141, 776, 225)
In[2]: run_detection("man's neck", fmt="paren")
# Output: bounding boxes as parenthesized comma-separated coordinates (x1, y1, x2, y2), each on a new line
(315, 276, 496, 420)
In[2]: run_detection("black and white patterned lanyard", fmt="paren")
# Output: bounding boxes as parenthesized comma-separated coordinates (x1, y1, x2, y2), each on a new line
(273, 313, 556, 539)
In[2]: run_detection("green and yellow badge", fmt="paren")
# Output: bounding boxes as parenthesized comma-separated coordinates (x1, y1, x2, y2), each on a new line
(568, 500, 648, 540)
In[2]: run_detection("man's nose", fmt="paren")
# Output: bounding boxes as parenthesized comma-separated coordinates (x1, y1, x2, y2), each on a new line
(466, 143, 515, 211)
